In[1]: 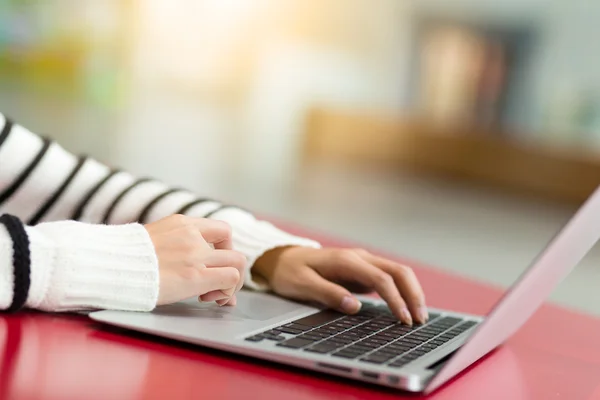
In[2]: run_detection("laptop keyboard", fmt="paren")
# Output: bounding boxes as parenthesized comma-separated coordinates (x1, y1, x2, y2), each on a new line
(245, 304, 477, 368)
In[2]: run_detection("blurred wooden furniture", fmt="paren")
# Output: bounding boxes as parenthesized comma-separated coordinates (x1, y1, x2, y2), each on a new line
(302, 107, 600, 204)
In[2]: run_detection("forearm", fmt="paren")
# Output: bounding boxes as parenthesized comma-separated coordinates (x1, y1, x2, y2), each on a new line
(0, 113, 320, 290)
(0, 218, 158, 312)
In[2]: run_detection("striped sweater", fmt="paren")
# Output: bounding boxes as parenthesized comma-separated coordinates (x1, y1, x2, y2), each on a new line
(0, 113, 320, 312)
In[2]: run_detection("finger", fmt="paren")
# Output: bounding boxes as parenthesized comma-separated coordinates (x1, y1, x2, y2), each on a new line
(199, 290, 231, 302)
(315, 250, 412, 325)
(195, 266, 240, 298)
(203, 249, 246, 295)
(299, 268, 362, 314)
(217, 294, 236, 307)
(364, 253, 427, 323)
(189, 218, 233, 250)
(203, 249, 246, 270)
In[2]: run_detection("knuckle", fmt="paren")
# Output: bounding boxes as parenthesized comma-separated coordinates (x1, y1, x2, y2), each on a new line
(335, 249, 359, 264)
(171, 213, 188, 225)
(232, 252, 247, 269)
(212, 220, 232, 239)
(294, 270, 318, 291)
(181, 266, 202, 281)
(352, 248, 369, 257)
(184, 225, 199, 238)
(224, 267, 241, 286)
(218, 220, 232, 235)
(182, 252, 200, 268)
(373, 271, 394, 288)
(406, 294, 424, 305)
(181, 237, 199, 253)
(396, 264, 414, 277)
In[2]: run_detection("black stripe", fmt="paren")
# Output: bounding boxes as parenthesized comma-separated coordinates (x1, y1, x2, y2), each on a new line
(136, 188, 185, 223)
(174, 198, 212, 215)
(28, 156, 88, 225)
(102, 178, 152, 224)
(71, 168, 121, 221)
(0, 138, 52, 207)
(204, 205, 239, 218)
(0, 118, 13, 150)
(0, 214, 31, 313)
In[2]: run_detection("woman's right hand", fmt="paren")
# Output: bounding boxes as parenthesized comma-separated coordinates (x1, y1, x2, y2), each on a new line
(144, 214, 246, 307)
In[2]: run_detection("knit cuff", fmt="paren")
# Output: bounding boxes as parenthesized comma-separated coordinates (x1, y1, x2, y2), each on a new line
(27, 221, 159, 312)
(208, 208, 321, 291)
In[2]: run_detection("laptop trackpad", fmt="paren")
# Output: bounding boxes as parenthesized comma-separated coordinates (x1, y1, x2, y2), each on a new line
(152, 291, 306, 322)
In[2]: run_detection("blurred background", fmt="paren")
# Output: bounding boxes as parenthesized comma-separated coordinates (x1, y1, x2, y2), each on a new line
(2, 0, 600, 315)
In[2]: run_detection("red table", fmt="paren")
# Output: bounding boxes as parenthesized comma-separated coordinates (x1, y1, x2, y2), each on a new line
(2, 228, 600, 400)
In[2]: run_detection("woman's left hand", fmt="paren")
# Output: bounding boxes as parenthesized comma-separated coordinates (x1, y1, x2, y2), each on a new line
(252, 247, 427, 325)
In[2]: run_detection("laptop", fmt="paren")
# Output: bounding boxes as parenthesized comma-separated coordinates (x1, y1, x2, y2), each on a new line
(89, 185, 600, 394)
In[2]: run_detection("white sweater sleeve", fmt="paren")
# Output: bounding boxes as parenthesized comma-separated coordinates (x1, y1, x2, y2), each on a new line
(0, 113, 320, 312)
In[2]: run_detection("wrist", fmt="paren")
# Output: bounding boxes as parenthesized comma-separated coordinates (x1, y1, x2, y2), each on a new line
(252, 246, 296, 282)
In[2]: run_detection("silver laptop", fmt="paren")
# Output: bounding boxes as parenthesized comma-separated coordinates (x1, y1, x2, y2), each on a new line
(89, 185, 600, 394)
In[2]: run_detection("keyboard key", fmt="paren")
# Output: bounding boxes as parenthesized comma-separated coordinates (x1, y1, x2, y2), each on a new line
(360, 354, 394, 364)
(345, 343, 372, 351)
(294, 311, 344, 327)
(328, 337, 354, 345)
(343, 346, 371, 355)
(332, 350, 362, 359)
(307, 331, 331, 339)
(376, 347, 401, 356)
(264, 335, 286, 341)
(344, 316, 369, 324)
(377, 331, 399, 339)
(441, 317, 463, 324)
(410, 333, 430, 340)
(318, 340, 346, 349)
(319, 324, 346, 332)
(304, 347, 331, 354)
(331, 321, 353, 329)
(354, 340, 380, 349)
(387, 326, 413, 335)
(296, 334, 321, 342)
(304, 343, 340, 353)
(371, 349, 398, 357)
(402, 338, 424, 345)
(363, 338, 388, 345)
(386, 344, 412, 352)
(283, 323, 311, 332)
(389, 359, 409, 368)
(311, 330, 335, 338)
(277, 338, 314, 349)
(245, 335, 264, 342)
(278, 326, 303, 335)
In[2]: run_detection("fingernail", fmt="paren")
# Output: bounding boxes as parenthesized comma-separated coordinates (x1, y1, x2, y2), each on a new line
(340, 296, 361, 314)
(201, 293, 230, 302)
(216, 299, 228, 306)
(419, 306, 429, 323)
(401, 308, 413, 326)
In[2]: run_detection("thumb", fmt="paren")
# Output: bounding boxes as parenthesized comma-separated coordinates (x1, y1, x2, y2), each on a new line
(302, 269, 362, 314)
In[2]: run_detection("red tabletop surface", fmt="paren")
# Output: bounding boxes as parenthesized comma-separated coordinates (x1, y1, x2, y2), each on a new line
(2, 225, 600, 400)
